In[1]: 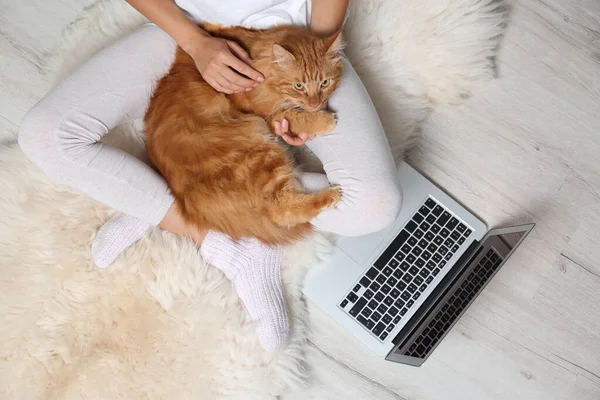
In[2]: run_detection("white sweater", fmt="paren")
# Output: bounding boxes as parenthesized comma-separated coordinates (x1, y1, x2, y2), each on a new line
(175, 0, 312, 28)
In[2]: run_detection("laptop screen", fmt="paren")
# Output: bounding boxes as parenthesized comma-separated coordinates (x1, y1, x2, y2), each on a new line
(386, 224, 534, 366)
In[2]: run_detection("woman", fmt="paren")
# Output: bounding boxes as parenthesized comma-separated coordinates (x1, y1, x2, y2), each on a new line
(18, 0, 401, 352)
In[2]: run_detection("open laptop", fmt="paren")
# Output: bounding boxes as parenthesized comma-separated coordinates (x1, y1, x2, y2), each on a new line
(303, 162, 534, 366)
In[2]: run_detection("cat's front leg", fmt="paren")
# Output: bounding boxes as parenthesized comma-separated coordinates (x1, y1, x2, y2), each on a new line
(272, 110, 336, 136)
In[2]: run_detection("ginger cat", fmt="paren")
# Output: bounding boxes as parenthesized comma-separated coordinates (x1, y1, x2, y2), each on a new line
(144, 24, 344, 245)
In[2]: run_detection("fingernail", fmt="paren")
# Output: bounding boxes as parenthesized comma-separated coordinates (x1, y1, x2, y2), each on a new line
(235, 90, 240, 93)
(253, 82, 259, 87)
(245, 88, 252, 92)
(257, 76, 264, 82)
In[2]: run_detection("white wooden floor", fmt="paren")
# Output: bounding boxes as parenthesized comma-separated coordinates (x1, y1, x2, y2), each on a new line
(2, 0, 600, 399)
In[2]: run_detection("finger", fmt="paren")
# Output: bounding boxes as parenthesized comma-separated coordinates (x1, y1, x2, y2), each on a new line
(297, 132, 309, 143)
(224, 51, 264, 82)
(309, 134, 315, 140)
(214, 75, 236, 94)
(281, 132, 305, 146)
(227, 41, 252, 64)
(282, 118, 289, 133)
(217, 70, 246, 92)
(221, 67, 255, 89)
(273, 120, 282, 135)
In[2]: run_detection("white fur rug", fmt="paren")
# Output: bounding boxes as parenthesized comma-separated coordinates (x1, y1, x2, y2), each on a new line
(0, 0, 507, 398)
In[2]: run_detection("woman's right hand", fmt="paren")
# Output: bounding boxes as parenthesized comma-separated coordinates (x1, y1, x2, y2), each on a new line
(188, 35, 264, 94)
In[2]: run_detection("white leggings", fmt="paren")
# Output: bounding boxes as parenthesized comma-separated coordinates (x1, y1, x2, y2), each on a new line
(18, 24, 401, 236)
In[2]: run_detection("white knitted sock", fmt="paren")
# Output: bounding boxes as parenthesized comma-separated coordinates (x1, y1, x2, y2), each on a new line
(91, 213, 151, 269)
(200, 231, 290, 352)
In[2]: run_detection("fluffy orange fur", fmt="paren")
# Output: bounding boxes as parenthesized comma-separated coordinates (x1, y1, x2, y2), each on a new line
(144, 24, 344, 245)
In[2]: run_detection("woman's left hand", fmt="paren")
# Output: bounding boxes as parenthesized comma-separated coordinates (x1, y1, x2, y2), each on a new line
(273, 119, 315, 146)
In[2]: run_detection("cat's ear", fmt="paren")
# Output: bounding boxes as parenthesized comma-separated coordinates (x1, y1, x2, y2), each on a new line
(322, 31, 345, 56)
(272, 44, 296, 65)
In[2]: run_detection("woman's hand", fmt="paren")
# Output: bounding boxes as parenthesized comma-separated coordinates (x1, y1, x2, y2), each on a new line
(189, 35, 264, 94)
(273, 119, 315, 146)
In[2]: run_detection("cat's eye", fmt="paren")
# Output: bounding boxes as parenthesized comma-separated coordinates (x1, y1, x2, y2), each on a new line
(321, 79, 330, 87)
(294, 83, 304, 90)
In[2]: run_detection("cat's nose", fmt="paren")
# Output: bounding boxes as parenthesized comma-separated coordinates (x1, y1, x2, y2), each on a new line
(309, 102, 320, 109)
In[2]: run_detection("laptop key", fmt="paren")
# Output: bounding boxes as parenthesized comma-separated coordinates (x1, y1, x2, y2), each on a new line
(347, 293, 358, 302)
(407, 300, 414, 308)
(376, 274, 386, 284)
(415, 258, 425, 268)
(380, 332, 389, 340)
(425, 232, 435, 241)
(413, 213, 424, 224)
(418, 205, 429, 216)
(440, 228, 450, 238)
(353, 284, 361, 292)
(349, 298, 367, 316)
(364, 290, 374, 300)
(439, 246, 448, 256)
(414, 292, 421, 300)
(419, 284, 427, 292)
(438, 211, 451, 226)
(393, 270, 403, 279)
(394, 298, 405, 308)
(375, 292, 385, 301)
(361, 307, 372, 318)
(451, 230, 461, 240)
(421, 222, 431, 231)
(447, 217, 459, 230)
(366, 319, 375, 329)
(444, 238, 454, 248)
(394, 252, 405, 262)
(411, 247, 423, 257)
(458, 237, 466, 245)
(456, 223, 467, 233)
(407, 284, 418, 293)
(382, 314, 392, 324)
(408, 237, 418, 246)
(384, 296, 394, 306)
(432, 268, 441, 276)
(373, 322, 386, 335)
(406, 254, 417, 264)
(433, 253, 442, 262)
(381, 284, 391, 294)
(401, 292, 411, 301)
(445, 252, 453, 261)
(400, 307, 408, 316)
(419, 269, 429, 278)
(386, 324, 395, 332)
(414, 276, 424, 285)
(383, 266, 393, 276)
(370, 281, 381, 292)
(372, 311, 382, 321)
(393, 316, 401, 324)
(368, 299, 378, 310)
(402, 274, 412, 284)
(389, 259, 399, 268)
(409, 266, 419, 275)
(432, 205, 444, 216)
(425, 198, 436, 208)
(418, 239, 428, 248)
(360, 277, 371, 287)
(396, 281, 407, 291)
(406, 221, 418, 233)
(452, 244, 460, 253)
(431, 224, 441, 234)
(401, 244, 412, 254)
(422, 251, 432, 261)
(340, 299, 348, 308)
(389, 306, 399, 316)
(425, 276, 434, 284)
(426, 214, 436, 224)
(426, 261, 436, 270)
(434, 236, 444, 245)
(414, 229, 424, 239)
(465, 228, 472, 236)
(357, 315, 369, 327)
(366, 267, 378, 279)
(387, 277, 398, 287)
(377, 304, 388, 314)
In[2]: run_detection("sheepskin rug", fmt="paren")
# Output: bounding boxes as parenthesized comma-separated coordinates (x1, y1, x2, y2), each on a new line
(0, 0, 507, 398)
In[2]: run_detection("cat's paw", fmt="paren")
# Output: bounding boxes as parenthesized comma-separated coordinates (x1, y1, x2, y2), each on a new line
(322, 185, 342, 209)
(313, 111, 337, 135)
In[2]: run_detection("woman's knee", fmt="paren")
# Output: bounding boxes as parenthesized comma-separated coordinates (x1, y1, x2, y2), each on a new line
(18, 104, 56, 164)
(343, 181, 403, 236)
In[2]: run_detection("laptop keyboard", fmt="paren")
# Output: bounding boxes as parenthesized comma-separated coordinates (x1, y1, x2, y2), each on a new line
(403, 247, 503, 358)
(339, 197, 473, 342)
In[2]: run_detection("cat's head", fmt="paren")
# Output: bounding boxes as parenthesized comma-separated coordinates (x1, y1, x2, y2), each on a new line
(267, 32, 344, 112)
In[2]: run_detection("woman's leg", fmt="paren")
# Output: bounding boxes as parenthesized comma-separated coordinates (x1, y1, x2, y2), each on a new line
(18, 24, 288, 351)
(302, 56, 403, 236)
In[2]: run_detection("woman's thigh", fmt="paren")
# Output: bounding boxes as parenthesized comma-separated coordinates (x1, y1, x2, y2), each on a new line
(19, 24, 177, 225)
(304, 56, 402, 236)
